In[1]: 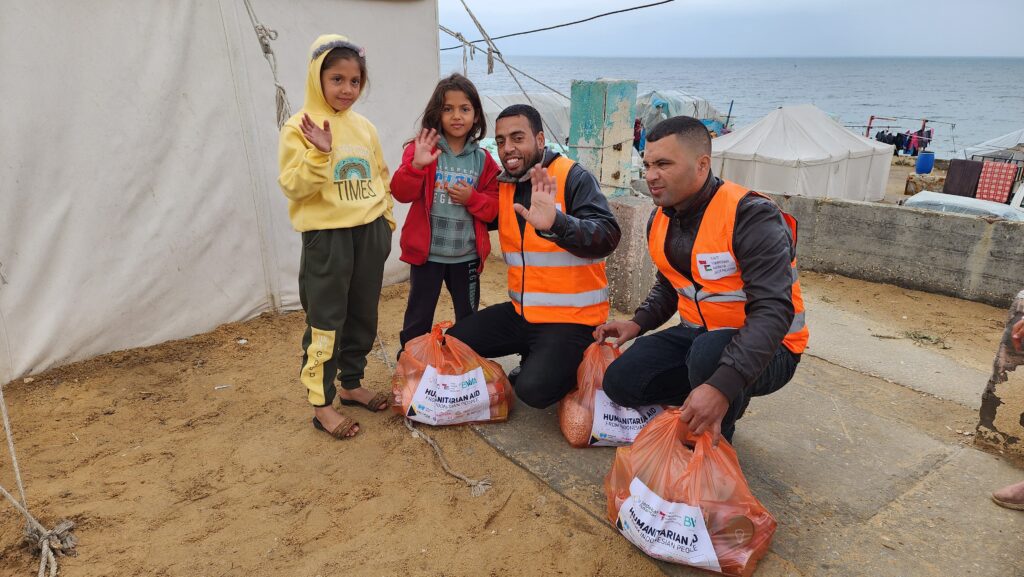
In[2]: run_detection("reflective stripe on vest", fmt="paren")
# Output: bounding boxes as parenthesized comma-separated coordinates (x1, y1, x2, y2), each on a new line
(508, 287, 610, 308)
(647, 180, 809, 354)
(503, 251, 603, 268)
(498, 155, 609, 325)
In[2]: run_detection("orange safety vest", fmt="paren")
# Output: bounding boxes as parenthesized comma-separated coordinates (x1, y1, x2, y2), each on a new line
(647, 180, 809, 354)
(498, 156, 609, 326)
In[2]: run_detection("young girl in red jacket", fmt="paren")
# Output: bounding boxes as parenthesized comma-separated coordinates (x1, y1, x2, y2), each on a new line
(391, 73, 500, 349)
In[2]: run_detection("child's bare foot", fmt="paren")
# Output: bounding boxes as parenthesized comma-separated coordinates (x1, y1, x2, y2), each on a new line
(313, 405, 359, 438)
(337, 386, 389, 412)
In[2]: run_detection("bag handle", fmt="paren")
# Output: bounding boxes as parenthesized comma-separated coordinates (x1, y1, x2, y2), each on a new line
(431, 321, 454, 343)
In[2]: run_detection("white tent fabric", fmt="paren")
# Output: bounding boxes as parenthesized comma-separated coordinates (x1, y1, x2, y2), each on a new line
(481, 93, 571, 146)
(711, 104, 893, 201)
(965, 128, 1024, 161)
(0, 0, 439, 383)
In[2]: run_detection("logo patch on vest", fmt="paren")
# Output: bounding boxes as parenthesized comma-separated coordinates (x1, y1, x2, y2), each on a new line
(695, 252, 737, 281)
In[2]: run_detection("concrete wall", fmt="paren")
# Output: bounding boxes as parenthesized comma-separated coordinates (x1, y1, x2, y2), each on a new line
(976, 290, 1024, 462)
(770, 194, 1024, 307)
(606, 195, 658, 315)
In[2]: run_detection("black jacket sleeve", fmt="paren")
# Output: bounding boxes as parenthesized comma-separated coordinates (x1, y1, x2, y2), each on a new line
(542, 164, 621, 259)
(705, 196, 797, 403)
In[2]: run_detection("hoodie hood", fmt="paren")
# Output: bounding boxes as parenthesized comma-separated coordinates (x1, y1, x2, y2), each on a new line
(304, 34, 363, 117)
(437, 134, 480, 158)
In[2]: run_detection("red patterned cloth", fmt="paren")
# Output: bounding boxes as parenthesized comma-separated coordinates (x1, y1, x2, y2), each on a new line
(975, 161, 1018, 203)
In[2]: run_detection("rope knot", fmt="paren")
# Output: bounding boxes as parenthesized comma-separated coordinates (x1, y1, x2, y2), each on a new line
(25, 519, 77, 557)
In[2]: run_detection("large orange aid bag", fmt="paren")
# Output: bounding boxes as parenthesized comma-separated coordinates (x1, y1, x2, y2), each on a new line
(391, 322, 514, 425)
(558, 342, 663, 447)
(604, 410, 776, 576)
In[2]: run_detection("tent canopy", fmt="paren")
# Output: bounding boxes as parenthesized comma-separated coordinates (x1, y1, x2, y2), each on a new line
(711, 104, 893, 201)
(0, 0, 439, 383)
(965, 128, 1024, 162)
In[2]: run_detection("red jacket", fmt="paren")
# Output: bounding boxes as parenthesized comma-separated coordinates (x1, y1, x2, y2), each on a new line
(391, 141, 500, 271)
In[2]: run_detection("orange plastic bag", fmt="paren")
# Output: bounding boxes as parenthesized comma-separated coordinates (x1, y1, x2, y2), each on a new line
(391, 322, 514, 425)
(605, 410, 776, 576)
(558, 342, 664, 447)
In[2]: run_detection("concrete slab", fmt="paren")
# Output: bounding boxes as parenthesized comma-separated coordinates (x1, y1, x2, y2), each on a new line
(804, 294, 989, 410)
(826, 446, 1024, 577)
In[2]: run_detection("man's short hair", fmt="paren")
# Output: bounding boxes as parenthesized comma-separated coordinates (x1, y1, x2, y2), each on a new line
(646, 116, 712, 156)
(497, 104, 543, 135)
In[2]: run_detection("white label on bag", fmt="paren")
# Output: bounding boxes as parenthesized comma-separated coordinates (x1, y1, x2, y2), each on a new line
(695, 251, 737, 281)
(407, 365, 490, 425)
(616, 477, 721, 571)
(589, 391, 663, 446)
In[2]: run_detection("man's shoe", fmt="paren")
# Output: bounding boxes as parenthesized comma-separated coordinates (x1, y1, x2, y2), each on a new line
(508, 366, 521, 386)
(992, 479, 1024, 511)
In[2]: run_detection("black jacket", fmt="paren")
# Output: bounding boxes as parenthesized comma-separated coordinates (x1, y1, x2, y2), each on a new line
(632, 172, 799, 403)
(498, 148, 621, 259)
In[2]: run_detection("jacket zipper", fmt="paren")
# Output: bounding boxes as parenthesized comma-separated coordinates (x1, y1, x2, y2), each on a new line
(519, 226, 527, 322)
(691, 281, 708, 329)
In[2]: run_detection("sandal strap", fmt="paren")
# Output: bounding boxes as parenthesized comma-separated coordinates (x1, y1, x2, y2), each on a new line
(328, 416, 359, 438)
(368, 391, 390, 412)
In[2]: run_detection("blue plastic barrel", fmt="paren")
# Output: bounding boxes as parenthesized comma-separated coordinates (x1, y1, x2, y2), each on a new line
(916, 151, 935, 174)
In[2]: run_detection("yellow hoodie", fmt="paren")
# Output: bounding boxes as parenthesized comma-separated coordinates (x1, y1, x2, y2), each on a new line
(278, 34, 395, 232)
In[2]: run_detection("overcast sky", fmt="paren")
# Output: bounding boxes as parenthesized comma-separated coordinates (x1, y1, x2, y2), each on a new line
(438, 0, 1024, 58)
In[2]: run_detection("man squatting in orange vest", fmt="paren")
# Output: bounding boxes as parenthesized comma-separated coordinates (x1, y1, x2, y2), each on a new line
(595, 116, 809, 445)
(446, 104, 621, 408)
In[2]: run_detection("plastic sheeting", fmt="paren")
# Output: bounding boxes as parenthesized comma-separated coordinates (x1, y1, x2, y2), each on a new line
(0, 0, 439, 383)
(635, 89, 724, 133)
(711, 104, 893, 201)
(903, 191, 1024, 221)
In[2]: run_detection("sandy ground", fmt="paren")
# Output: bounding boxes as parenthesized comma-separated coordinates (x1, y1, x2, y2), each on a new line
(0, 253, 1006, 576)
(799, 270, 1005, 373)
(0, 267, 661, 577)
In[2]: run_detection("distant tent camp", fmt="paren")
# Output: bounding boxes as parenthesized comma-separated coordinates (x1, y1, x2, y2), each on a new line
(711, 104, 893, 201)
(635, 89, 725, 134)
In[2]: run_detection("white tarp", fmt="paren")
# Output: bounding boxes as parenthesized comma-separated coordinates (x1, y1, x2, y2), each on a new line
(711, 104, 893, 201)
(965, 128, 1024, 161)
(481, 93, 571, 147)
(0, 0, 439, 383)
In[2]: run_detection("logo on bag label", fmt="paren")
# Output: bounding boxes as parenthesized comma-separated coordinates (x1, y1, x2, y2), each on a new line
(408, 365, 490, 425)
(695, 252, 737, 281)
(589, 391, 663, 446)
(616, 478, 721, 570)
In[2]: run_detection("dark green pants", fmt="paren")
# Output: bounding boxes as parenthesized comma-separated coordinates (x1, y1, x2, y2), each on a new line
(298, 217, 392, 406)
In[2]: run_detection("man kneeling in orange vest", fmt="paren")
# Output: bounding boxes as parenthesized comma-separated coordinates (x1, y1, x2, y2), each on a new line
(446, 104, 621, 408)
(595, 116, 808, 444)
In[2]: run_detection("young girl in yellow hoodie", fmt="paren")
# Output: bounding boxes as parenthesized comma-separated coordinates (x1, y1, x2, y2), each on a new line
(278, 34, 394, 439)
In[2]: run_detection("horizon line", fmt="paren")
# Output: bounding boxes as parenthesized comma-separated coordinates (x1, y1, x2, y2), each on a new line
(442, 53, 1024, 60)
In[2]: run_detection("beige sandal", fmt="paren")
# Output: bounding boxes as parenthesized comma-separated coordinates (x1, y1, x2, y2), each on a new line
(312, 416, 359, 439)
